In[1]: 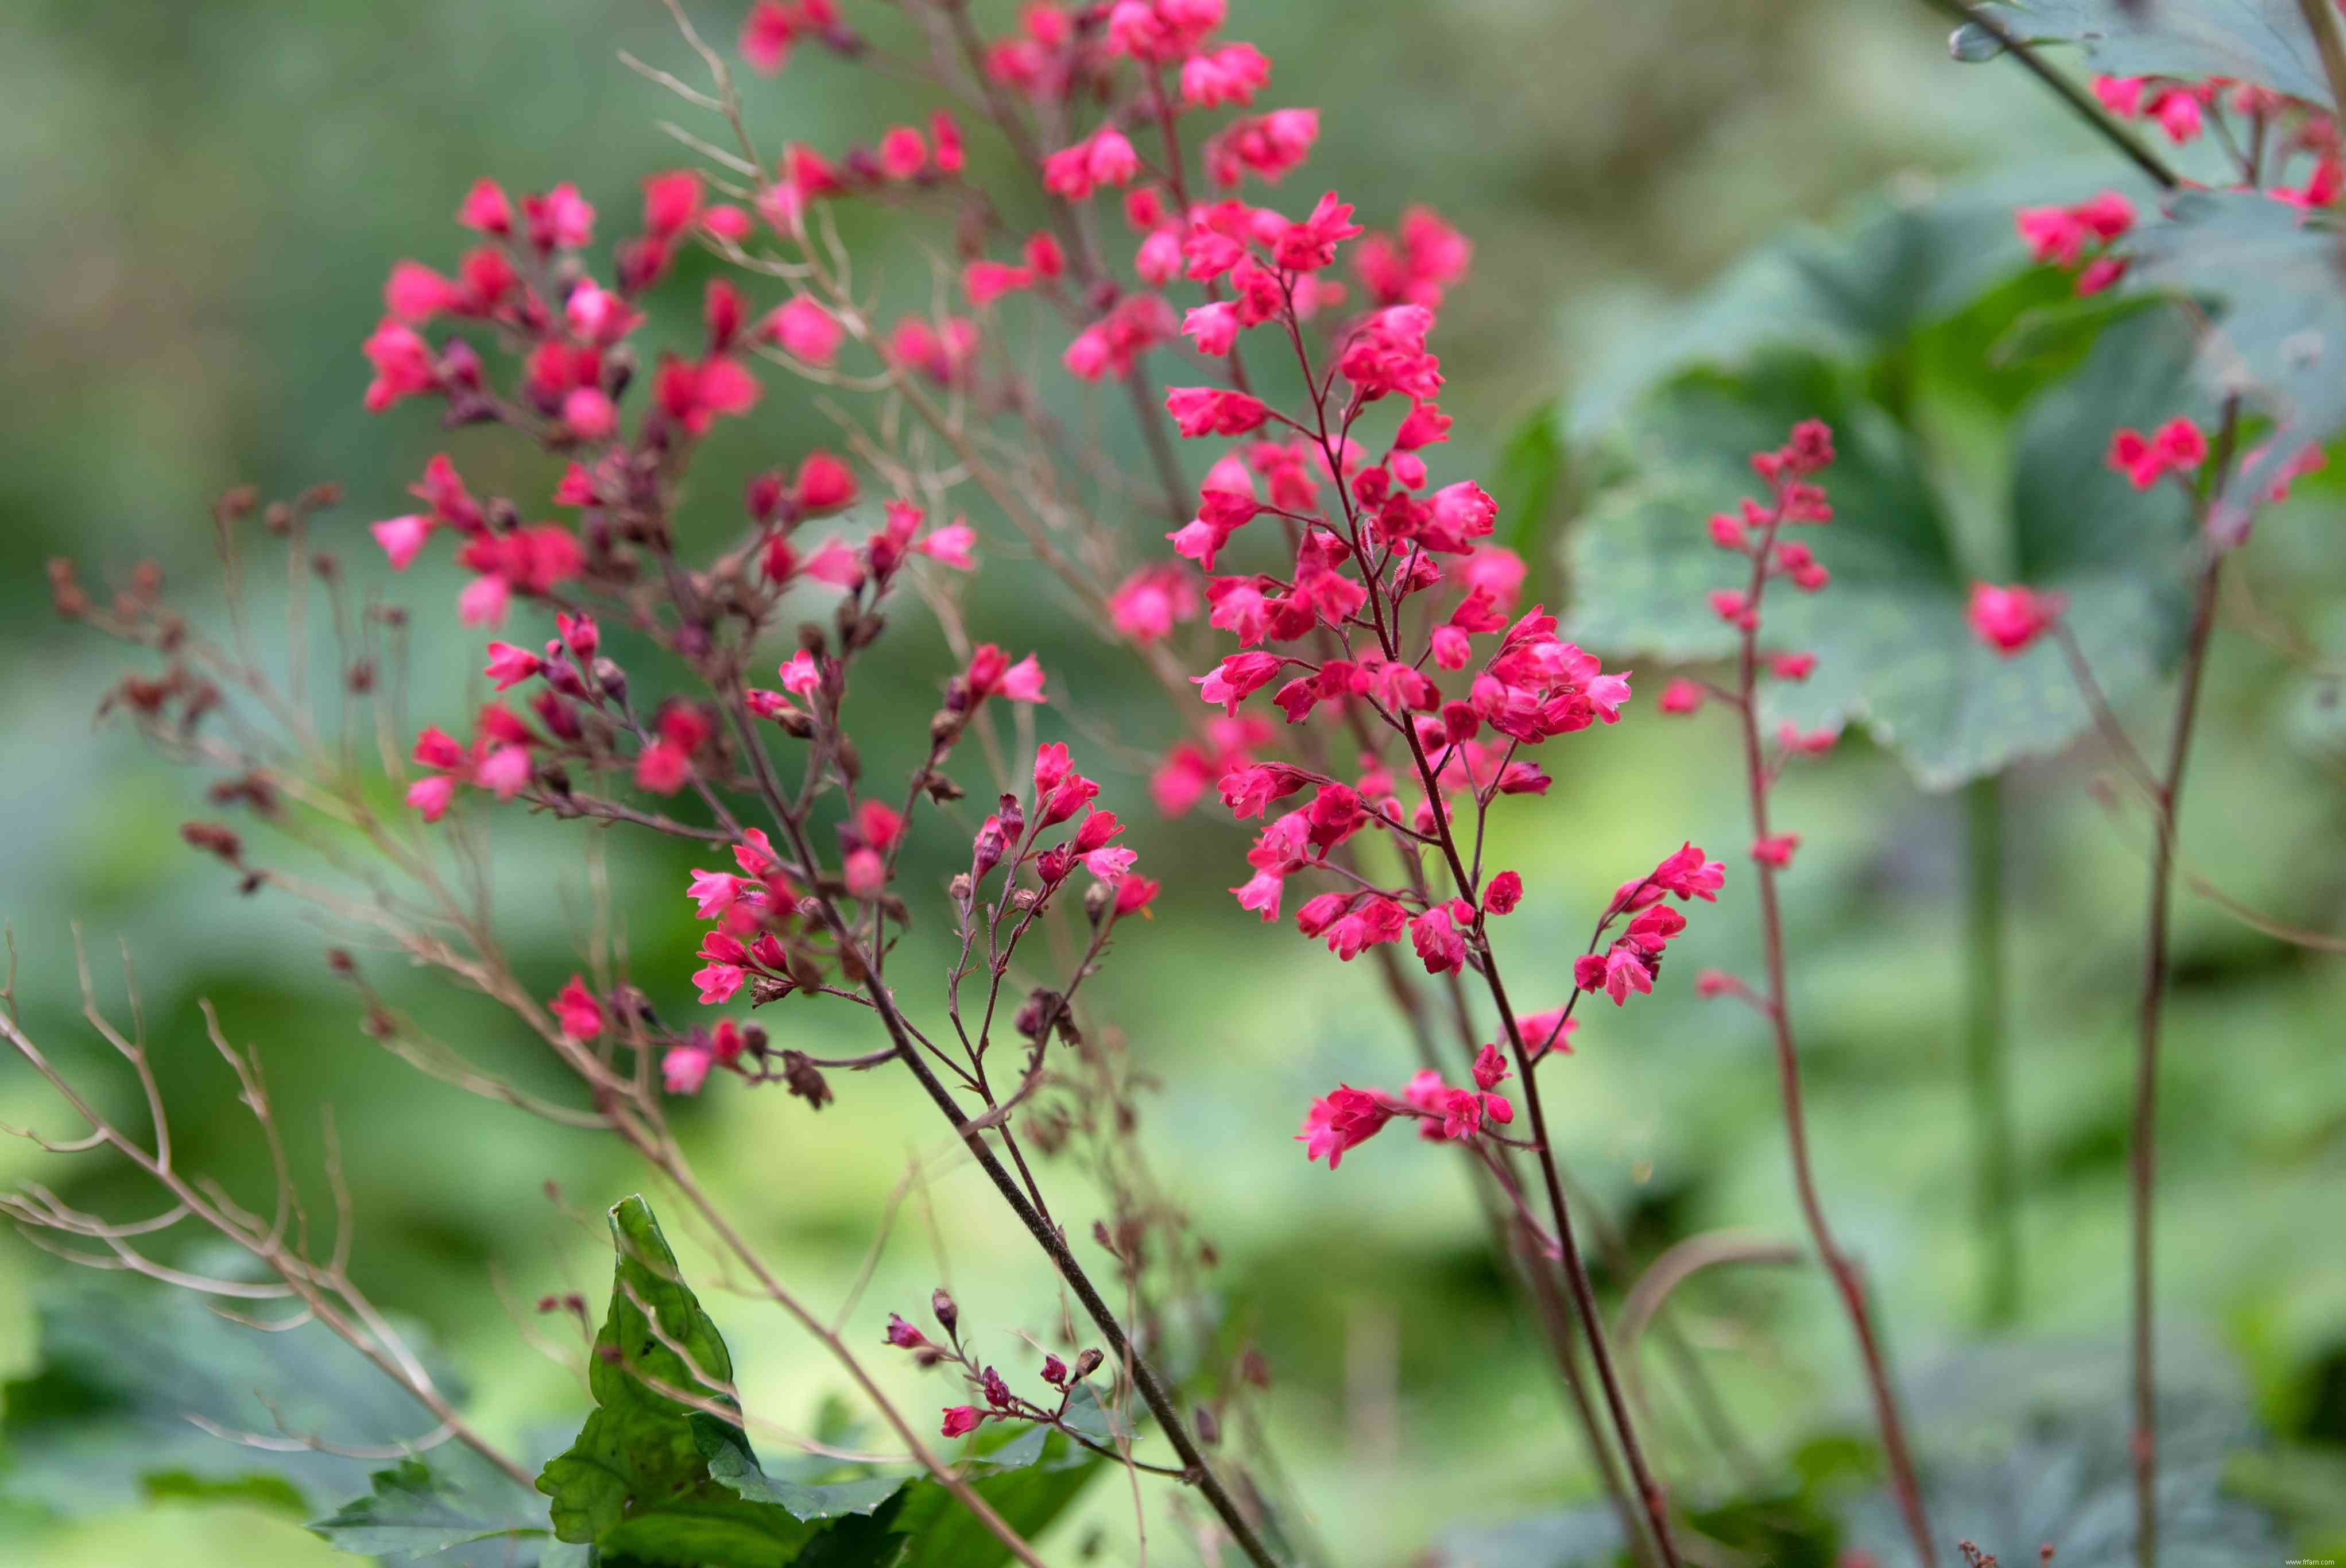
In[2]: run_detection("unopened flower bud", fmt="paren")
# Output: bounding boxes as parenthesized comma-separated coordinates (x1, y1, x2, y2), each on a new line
(1071, 1348, 1104, 1381)
(931, 1287, 958, 1334)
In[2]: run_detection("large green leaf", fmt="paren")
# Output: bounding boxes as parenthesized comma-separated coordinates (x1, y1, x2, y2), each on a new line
(1949, 1, 2335, 111)
(311, 1448, 560, 1561)
(1565, 309, 2209, 789)
(536, 1194, 832, 1566)
(2124, 189, 2346, 510)
(887, 1450, 1101, 1568)
(1566, 164, 2152, 444)
(1842, 1387, 2286, 1567)
(0, 1272, 460, 1520)
(533, 1194, 1108, 1568)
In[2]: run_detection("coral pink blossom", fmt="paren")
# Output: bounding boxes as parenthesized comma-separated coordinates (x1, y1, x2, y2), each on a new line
(760, 296, 843, 366)
(662, 1044, 714, 1095)
(1966, 582, 2065, 655)
(371, 514, 433, 571)
(1298, 1085, 1394, 1169)
(551, 975, 604, 1040)
(405, 774, 456, 822)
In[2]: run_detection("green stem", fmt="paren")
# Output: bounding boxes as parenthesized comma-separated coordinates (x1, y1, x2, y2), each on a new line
(1964, 775, 2020, 1326)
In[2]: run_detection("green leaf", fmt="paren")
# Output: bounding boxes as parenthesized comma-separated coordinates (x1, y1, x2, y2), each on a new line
(311, 1449, 557, 1561)
(700, 1427, 909, 1521)
(0, 1273, 464, 1520)
(1566, 310, 2208, 788)
(1840, 1381, 2287, 1567)
(1948, 1, 2334, 111)
(1428, 1502, 1628, 1568)
(1566, 165, 2142, 444)
(536, 1194, 823, 1567)
(888, 1453, 1101, 1568)
(2124, 189, 2346, 509)
(142, 1468, 311, 1515)
(1494, 397, 1567, 570)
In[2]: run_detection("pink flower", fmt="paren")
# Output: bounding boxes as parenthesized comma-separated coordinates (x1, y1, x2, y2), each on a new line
(1517, 1007, 1576, 1059)
(1410, 905, 1465, 974)
(963, 260, 1033, 305)
(1164, 386, 1270, 438)
(458, 178, 512, 235)
(884, 1314, 931, 1351)
(1183, 301, 1242, 356)
(760, 296, 843, 366)
(1966, 582, 2065, 655)
(2150, 86, 2203, 142)
(1650, 842, 1725, 903)
(662, 1044, 715, 1095)
(1657, 677, 1702, 715)
(1231, 867, 1285, 922)
(1000, 655, 1047, 703)
(475, 745, 533, 800)
(1298, 1085, 1395, 1169)
(406, 774, 457, 822)
(2093, 74, 2144, 117)
(1182, 41, 1271, 106)
(384, 261, 458, 322)
(642, 169, 704, 240)
(1108, 566, 1200, 643)
(914, 521, 978, 571)
(1770, 651, 1816, 682)
(692, 962, 745, 1005)
(636, 740, 692, 795)
(1195, 651, 1284, 714)
(483, 641, 544, 691)
(1484, 870, 1523, 915)
(455, 570, 513, 625)
(1750, 833, 1801, 869)
(1043, 127, 1140, 200)
(362, 318, 436, 412)
(687, 869, 742, 920)
(878, 125, 927, 181)
(371, 514, 433, 571)
(1573, 945, 1655, 1005)
(551, 975, 604, 1040)
(2015, 206, 2088, 268)
(940, 1406, 984, 1439)
(741, 0, 798, 73)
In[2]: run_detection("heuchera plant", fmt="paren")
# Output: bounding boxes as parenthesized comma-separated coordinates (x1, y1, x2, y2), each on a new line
(13, 2, 2341, 1566)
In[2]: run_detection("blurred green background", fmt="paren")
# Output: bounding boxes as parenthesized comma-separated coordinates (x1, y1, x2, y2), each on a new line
(3, 1, 2344, 1564)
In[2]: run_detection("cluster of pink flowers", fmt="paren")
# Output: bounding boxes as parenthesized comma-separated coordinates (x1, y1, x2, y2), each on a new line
(1962, 415, 2224, 659)
(1298, 1039, 1516, 1171)
(2108, 417, 2208, 491)
(1573, 844, 1724, 1003)
(2013, 189, 2135, 295)
(881, 1287, 1108, 1441)
(967, 742, 1163, 921)
(1658, 421, 1845, 872)
(2092, 73, 2223, 144)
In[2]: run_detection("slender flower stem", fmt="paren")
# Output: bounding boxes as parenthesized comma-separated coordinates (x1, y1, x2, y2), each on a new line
(755, 796, 1286, 1568)
(1366, 939, 1659, 1568)
(1731, 504, 1937, 1568)
(2128, 408, 2238, 1568)
(1283, 331, 1683, 1566)
(1919, 0, 2183, 190)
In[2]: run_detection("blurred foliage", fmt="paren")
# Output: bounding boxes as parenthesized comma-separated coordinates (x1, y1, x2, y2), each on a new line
(3, 2, 2346, 1567)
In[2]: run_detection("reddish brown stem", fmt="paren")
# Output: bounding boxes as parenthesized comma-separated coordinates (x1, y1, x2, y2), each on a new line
(2128, 406, 2237, 1568)
(1730, 506, 1936, 1568)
